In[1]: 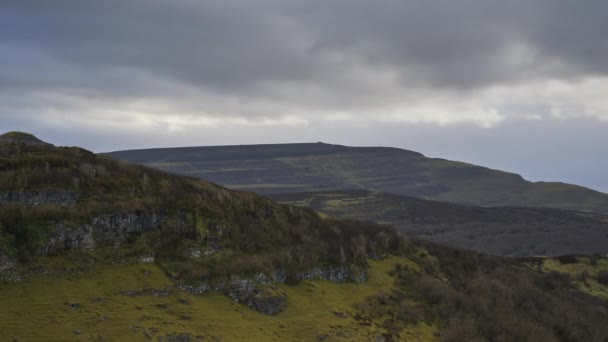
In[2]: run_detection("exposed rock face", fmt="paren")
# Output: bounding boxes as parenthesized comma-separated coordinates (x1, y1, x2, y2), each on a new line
(298, 265, 367, 283)
(91, 211, 175, 246)
(0, 190, 79, 206)
(40, 223, 95, 254)
(39, 210, 199, 254)
(179, 264, 366, 315)
(200, 222, 227, 256)
(247, 287, 286, 315)
(0, 254, 16, 273)
(179, 275, 288, 315)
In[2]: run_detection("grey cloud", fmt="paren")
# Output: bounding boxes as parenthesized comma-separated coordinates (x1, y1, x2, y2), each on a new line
(1, 0, 608, 193)
(2, 0, 608, 105)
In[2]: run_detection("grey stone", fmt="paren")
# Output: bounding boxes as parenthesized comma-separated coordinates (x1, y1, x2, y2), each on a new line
(120, 288, 172, 297)
(0, 254, 16, 273)
(247, 289, 286, 315)
(0, 190, 79, 206)
(179, 264, 367, 315)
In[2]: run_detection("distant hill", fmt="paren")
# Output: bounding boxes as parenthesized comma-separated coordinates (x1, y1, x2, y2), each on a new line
(108, 142, 608, 213)
(269, 189, 608, 257)
(0, 131, 51, 146)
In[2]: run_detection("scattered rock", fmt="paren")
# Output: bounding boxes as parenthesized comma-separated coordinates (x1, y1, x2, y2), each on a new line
(0, 190, 79, 206)
(143, 329, 152, 339)
(188, 249, 201, 258)
(0, 255, 16, 273)
(247, 286, 286, 315)
(332, 310, 347, 318)
(66, 302, 81, 310)
(139, 256, 155, 263)
(120, 288, 172, 297)
(73, 329, 81, 335)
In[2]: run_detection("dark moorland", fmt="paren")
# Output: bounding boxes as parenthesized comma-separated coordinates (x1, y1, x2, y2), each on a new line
(108, 142, 608, 213)
(270, 189, 608, 257)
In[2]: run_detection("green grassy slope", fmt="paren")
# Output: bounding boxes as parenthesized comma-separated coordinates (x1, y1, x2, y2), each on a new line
(0, 257, 439, 341)
(2, 245, 608, 341)
(107, 142, 608, 213)
(269, 189, 608, 257)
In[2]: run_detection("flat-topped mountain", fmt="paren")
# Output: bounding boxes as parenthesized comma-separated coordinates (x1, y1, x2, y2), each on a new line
(108, 142, 608, 213)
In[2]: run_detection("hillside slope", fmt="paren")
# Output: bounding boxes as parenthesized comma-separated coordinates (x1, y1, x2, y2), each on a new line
(269, 189, 608, 257)
(0, 132, 398, 278)
(108, 142, 608, 213)
(2, 132, 608, 341)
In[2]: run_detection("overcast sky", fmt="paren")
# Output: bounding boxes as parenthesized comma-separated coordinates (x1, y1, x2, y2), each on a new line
(2, 0, 608, 192)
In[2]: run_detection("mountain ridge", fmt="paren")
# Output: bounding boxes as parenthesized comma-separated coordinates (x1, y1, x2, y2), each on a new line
(108, 142, 608, 213)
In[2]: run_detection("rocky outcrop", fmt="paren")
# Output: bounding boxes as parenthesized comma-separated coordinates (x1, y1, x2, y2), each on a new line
(40, 211, 193, 254)
(91, 211, 175, 246)
(247, 287, 286, 315)
(0, 254, 16, 273)
(298, 265, 367, 283)
(180, 274, 287, 315)
(179, 264, 366, 315)
(40, 223, 95, 254)
(0, 190, 79, 206)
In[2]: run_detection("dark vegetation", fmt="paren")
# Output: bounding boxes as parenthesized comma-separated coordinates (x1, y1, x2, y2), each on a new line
(108, 142, 608, 213)
(358, 242, 608, 341)
(0, 133, 403, 278)
(271, 189, 608, 256)
(598, 271, 608, 285)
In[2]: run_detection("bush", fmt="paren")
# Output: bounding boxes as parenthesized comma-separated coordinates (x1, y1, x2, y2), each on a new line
(597, 271, 608, 285)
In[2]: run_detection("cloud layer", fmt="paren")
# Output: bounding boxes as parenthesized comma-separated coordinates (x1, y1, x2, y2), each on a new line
(1, 0, 608, 191)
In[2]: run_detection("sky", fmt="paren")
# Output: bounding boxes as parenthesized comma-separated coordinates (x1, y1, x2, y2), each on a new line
(1, 0, 608, 192)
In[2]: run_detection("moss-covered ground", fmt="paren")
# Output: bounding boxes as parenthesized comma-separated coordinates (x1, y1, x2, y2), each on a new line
(0, 257, 437, 341)
(541, 256, 608, 300)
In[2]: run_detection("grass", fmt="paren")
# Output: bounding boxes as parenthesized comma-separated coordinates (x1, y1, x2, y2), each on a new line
(541, 256, 608, 300)
(0, 257, 438, 341)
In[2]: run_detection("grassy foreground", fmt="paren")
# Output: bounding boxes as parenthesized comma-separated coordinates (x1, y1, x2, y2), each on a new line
(0, 257, 437, 341)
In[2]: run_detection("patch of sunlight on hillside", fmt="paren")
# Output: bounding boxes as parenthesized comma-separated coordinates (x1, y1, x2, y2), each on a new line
(542, 257, 608, 300)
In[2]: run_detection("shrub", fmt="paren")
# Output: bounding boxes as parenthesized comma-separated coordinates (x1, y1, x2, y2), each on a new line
(597, 271, 608, 285)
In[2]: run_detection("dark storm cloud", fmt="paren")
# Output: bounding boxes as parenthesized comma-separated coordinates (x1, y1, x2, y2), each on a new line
(1, 0, 608, 192)
(2, 0, 608, 104)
